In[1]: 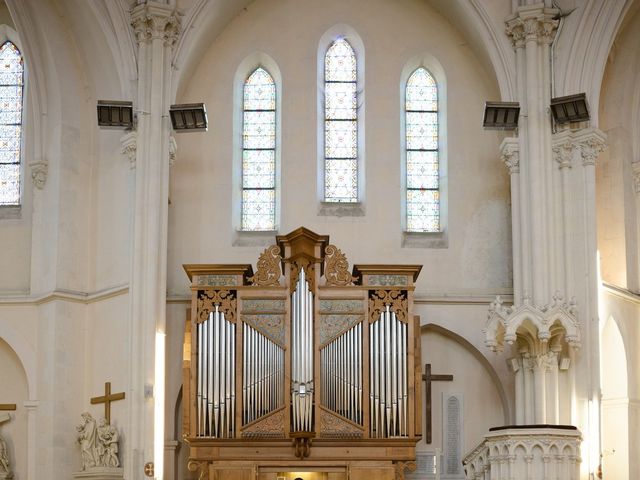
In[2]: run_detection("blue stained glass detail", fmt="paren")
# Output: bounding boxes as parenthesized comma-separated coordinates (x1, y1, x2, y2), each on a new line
(324, 38, 358, 202)
(0, 41, 23, 206)
(405, 67, 439, 232)
(242, 67, 276, 231)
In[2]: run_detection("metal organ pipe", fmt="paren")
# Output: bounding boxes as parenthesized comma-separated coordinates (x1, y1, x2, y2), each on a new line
(291, 268, 314, 432)
(369, 306, 408, 438)
(195, 306, 236, 438)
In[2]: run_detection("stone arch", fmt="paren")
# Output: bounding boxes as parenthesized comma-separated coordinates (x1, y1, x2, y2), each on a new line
(423, 323, 510, 425)
(600, 315, 629, 479)
(0, 323, 35, 398)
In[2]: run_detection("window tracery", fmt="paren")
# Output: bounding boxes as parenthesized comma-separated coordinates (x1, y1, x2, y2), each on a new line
(405, 67, 439, 232)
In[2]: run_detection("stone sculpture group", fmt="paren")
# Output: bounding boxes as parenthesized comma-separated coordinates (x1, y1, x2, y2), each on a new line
(76, 412, 120, 470)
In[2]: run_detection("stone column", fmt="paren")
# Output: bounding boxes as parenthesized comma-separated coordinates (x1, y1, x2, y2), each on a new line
(128, 3, 180, 479)
(23, 400, 38, 480)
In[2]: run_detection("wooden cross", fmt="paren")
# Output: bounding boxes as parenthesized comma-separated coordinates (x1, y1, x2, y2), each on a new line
(0, 404, 16, 411)
(90, 382, 125, 425)
(422, 363, 453, 444)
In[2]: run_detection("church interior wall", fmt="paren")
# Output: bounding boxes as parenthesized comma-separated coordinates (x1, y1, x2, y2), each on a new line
(167, 0, 512, 300)
(0, 338, 29, 480)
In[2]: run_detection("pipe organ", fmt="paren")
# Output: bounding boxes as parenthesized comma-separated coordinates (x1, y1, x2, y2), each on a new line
(183, 228, 423, 480)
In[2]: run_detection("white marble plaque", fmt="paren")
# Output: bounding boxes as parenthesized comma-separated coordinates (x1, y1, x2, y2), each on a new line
(442, 393, 463, 479)
(405, 451, 438, 479)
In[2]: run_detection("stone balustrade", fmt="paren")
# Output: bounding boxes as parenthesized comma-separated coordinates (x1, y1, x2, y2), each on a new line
(463, 426, 581, 480)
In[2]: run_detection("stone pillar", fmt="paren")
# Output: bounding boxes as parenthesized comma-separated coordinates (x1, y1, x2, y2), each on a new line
(23, 400, 38, 480)
(532, 355, 546, 423)
(128, 3, 180, 479)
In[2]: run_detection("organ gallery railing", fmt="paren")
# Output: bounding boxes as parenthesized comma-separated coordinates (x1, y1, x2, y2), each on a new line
(182, 227, 423, 472)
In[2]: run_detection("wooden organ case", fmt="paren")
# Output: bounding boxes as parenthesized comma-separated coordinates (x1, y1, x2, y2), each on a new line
(183, 228, 423, 480)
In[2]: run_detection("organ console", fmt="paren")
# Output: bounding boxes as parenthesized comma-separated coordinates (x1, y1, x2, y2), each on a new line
(182, 227, 423, 480)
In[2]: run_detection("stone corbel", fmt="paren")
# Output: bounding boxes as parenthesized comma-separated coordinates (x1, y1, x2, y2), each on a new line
(631, 162, 640, 194)
(29, 161, 48, 189)
(484, 292, 580, 353)
(500, 137, 520, 174)
(120, 131, 137, 169)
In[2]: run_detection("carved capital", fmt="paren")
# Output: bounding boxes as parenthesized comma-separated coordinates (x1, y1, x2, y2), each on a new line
(506, 7, 558, 47)
(500, 138, 520, 174)
(505, 19, 525, 48)
(578, 136, 606, 166)
(632, 162, 640, 194)
(552, 141, 574, 169)
(29, 161, 48, 189)
(120, 131, 137, 169)
(131, 3, 181, 46)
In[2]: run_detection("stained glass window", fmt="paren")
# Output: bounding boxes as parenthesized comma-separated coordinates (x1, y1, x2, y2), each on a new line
(406, 67, 439, 232)
(324, 38, 358, 202)
(242, 67, 276, 231)
(0, 41, 23, 206)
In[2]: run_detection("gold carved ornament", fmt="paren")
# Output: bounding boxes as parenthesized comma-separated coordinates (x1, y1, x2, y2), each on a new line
(187, 459, 209, 480)
(197, 289, 236, 323)
(324, 244, 356, 286)
(369, 290, 408, 323)
(290, 257, 317, 291)
(249, 245, 282, 286)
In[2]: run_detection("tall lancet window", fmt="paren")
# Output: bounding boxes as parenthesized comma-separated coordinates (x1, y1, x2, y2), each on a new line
(405, 67, 439, 232)
(242, 67, 276, 231)
(0, 41, 24, 206)
(324, 38, 358, 202)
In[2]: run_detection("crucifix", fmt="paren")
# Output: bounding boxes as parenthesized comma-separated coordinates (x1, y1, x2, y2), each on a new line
(422, 363, 453, 444)
(0, 405, 16, 412)
(90, 382, 125, 425)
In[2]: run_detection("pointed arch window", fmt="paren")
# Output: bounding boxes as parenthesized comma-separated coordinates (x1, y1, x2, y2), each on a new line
(0, 41, 24, 206)
(242, 67, 276, 231)
(405, 67, 439, 232)
(324, 38, 358, 202)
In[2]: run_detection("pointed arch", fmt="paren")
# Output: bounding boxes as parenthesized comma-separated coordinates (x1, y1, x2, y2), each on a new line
(404, 67, 439, 232)
(241, 65, 277, 231)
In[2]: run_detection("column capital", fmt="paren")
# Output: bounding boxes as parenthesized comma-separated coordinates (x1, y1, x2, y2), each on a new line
(575, 129, 607, 166)
(121, 131, 137, 169)
(505, 5, 559, 47)
(500, 137, 520, 174)
(131, 2, 181, 46)
(552, 135, 574, 170)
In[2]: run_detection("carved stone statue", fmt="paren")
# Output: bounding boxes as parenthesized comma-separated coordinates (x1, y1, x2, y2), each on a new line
(77, 412, 98, 470)
(0, 413, 14, 479)
(76, 413, 120, 471)
(97, 418, 119, 468)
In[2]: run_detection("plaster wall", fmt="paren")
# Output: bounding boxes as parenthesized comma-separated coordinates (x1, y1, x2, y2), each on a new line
(167, 0, 512, 299)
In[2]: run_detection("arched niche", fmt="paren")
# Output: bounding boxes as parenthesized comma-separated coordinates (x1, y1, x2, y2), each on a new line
(600, 316, 629, 480)
(0, 337, 29, 479)
(419, 324, 508, 456)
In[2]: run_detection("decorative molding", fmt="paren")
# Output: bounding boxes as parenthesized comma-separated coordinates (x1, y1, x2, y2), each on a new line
(130, 3, 181, 47)
(186, 459, 209, 480)
(241, 409, 285, 438)
(193, 274, 236, 287)
(248, 245, 282, 287)
(393, 460, 417, 480)
(324, 244, 355, 286)
(241, 314, 285, 347)
(0, 284, 129, 306)
(319, 315, 363, 345)
(319, 299, 364, 314)
(500, 137, 520, 174)
(318, 408, 363, 439)
(290, 258, 316, 291)
(484, 292, 580, 352)
(369, 290, 408, 323)
(29, 161, 48, 189)
(463, 427, 581, 480)
(241, 299, 287, 313)
(120, 132, 137, 169)
(197, 290, 236, 324)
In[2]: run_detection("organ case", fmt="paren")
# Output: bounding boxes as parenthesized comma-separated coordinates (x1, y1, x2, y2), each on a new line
(183, 228, 423, 479)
